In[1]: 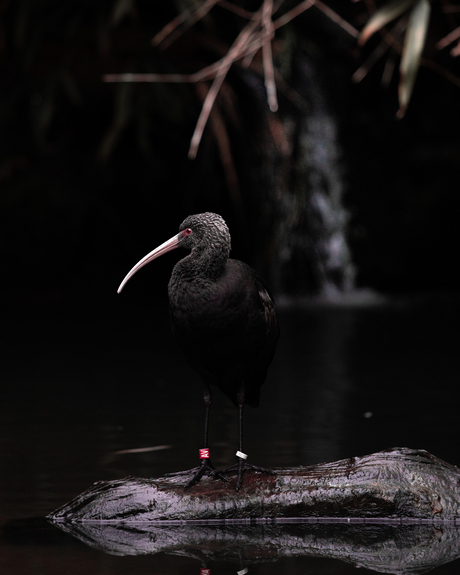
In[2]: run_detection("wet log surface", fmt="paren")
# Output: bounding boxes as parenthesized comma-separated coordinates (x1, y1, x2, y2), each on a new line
(49, 447, 460, 523)
(47, 448, 460, 573)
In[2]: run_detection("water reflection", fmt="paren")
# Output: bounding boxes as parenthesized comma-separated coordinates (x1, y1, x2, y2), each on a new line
(10, 517, 460, 574)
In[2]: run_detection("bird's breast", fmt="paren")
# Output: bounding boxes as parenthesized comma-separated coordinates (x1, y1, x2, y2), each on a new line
(169, 279, 243, 331)
(168, 262, 259, 340)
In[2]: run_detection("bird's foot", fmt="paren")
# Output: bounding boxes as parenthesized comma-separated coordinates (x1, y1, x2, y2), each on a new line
(219, 454, 274, 491)
(164, 459, 228, 488)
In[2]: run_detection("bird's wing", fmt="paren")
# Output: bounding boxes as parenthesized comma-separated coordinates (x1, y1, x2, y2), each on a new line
(256, 276, 279, 342)
(239, 266, 279, 406)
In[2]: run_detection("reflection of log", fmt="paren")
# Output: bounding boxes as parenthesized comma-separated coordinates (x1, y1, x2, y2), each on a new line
(48, 447, 460, 522)
(48, 520, 460, 574)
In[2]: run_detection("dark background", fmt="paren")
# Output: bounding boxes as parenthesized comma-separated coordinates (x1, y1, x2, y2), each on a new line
(1, 0, 460, 304)
(2, 3, 460, 573)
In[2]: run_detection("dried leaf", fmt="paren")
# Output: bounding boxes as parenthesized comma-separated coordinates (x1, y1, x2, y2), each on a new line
(359, 0, 415, 46)
(398, 0, 431, 117)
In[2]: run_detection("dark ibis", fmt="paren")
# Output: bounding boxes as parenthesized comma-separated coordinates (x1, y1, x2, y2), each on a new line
(117, 212, 279, 490)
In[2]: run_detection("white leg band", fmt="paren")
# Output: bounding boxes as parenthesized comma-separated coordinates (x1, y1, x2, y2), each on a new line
(236, 450, 248, 460)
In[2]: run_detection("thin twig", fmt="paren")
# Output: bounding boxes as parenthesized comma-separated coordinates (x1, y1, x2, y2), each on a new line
(312, 0, 359, 38)
(151, 11, 188, 47)
(104, 27, 271, 86)
(104, 73, 198, 83)
(381, 54, 396, 87)
(216, 0, 257, 20)
(188, 7, 263, 158)
(189, 74, 226, 159)
(104, 0, 358, 158)
(273, 0, 315, 29)
(352, 37, 391, 82)
(422, 57, 460, 88)
(272, 0, 359, 37)
(437, 26, 460, 50)
(152, 0, 220, 48)
(262, 0, 278, 112)
(195, 81, 241, 202)
(353, 17, 406, 83)
(103, 28, 271, 86)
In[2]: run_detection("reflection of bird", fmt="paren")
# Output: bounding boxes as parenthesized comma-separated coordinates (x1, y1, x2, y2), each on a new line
(118, 212, 279, 490)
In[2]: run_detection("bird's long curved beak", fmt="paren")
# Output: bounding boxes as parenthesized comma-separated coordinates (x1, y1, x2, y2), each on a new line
(117, 234, 180, 293)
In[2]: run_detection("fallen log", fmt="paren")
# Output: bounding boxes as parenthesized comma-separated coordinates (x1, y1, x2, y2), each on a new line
(48, 447, 460, 523)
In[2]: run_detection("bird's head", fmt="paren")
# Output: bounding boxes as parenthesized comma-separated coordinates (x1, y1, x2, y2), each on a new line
(117, 212, 231, 293)
(178, 212, 231, 254)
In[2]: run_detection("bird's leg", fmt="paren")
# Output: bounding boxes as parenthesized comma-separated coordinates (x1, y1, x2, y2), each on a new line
(164, 385, 227, 486)
(202, 386, 211, 448)
(235, 402, 246, 490)
(220, 387, 274, 490)
(185, 387, 217, 487)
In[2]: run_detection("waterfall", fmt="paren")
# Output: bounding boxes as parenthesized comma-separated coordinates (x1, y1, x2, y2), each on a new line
(257, 49, 355, 299)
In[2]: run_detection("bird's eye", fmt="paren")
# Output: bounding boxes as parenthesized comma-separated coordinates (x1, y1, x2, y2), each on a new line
(183, 228, 193, 236)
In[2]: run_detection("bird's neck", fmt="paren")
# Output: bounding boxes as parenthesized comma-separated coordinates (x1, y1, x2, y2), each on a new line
(171, 246, 229, 286)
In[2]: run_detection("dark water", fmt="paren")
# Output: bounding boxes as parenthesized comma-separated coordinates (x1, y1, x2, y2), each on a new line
(2, 293, 460, 574)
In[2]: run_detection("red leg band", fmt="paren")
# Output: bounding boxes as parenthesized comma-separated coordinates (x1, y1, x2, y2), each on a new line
(199, 448, 210, 459)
